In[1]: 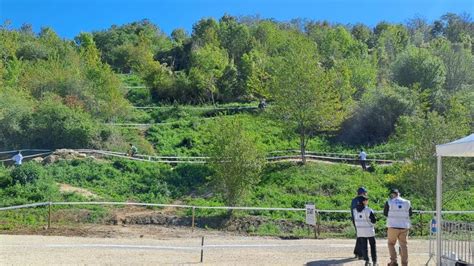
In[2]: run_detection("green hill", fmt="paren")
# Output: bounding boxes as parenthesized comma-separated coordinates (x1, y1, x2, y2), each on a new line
(0, 14, 472, 236)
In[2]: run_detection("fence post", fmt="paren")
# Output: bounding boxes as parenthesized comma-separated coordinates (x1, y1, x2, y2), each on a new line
(47, 201, 52, 229)
(419, 212, 423, 236)
(200, 236, 204, 263)
(316, 210, 321, 239)
(192, 206, 196, 232)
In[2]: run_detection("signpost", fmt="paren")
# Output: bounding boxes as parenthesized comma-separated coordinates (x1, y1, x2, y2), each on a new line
(305, 203, 318, 238)
(305, 203, 316, 225)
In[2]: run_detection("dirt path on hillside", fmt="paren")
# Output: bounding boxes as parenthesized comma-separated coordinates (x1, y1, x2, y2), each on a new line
(58, 183, 98, 199)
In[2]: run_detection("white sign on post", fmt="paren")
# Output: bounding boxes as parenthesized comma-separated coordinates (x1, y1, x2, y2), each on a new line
(305, 203, 316, 225)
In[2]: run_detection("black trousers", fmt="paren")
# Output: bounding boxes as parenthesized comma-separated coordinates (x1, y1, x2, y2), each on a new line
(358, 236, 377, 262)
(353, 224, 362, 256)
(353, 237, 362, 256)
(360, 160, 367, 170)
(352, 221, 363, 257)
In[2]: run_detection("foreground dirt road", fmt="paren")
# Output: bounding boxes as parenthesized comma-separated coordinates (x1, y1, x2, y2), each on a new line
(0, 226, 434, 265)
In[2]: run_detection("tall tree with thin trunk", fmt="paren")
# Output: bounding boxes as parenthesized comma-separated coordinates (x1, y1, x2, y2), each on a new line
(271, 36, 352, 164)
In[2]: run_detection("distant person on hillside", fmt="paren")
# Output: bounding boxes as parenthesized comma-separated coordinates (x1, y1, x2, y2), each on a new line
(384, 188, 412, 266)
(358, 149, 367, 171)
(128, 144, 138, 157)
(258, 98, 267, 110)
(351, 187, 368, 259)
(353, 195, 377, 266)
(12, 151, 23, 166)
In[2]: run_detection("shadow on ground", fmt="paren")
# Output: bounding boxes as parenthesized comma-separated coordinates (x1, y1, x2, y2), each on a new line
(306, 257, 358, 265)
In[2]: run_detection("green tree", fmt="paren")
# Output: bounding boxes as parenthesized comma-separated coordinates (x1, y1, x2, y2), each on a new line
(26, 95, 100, 149)
(171, 28, 189, 45)
(406, 16, 432, 46)
(191, 18, 220, 47)
(430, 38, 474, 92)
(92, 19, 172, 72)
(189, 44, 228, 104)
(306, 24, 367, 68)
(394, 103, 471, 209)
(392, 46, 447, 112)
(373, 24, 409, 84)
(431, 13, 474, 44)
(338, 86, 415, 145)
(217, 62, 241, 101)
(145, 62, 176, 102)
(0, 88, 35, 148)
(345, 57, 377, 100)
(393, 46, 446, 91)
(351, 23, 373, 46)
(271, 38, 351, 164)
(241, 49, 271, 98)
(207, 117, 265, 209)
(218, 15, 252, 61)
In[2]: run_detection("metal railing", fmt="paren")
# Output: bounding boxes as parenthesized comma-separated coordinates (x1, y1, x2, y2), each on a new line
(427, 219, 474, 265)
(0, 148, 404, 165)
(0, 149, 53, 163)
(133, 105, 259, 110)
(439, 220, 473, 265)
(77, 149, 402, 165)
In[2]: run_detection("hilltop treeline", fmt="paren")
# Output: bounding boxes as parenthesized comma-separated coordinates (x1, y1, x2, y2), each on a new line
(0, 13, 472, 149)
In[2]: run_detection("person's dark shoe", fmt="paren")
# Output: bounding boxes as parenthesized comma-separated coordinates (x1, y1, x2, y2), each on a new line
(365, 261, 371, 266)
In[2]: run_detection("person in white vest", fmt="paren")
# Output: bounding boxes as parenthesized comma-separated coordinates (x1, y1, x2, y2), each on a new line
(351, 187, 368, 259)
(353, 195, 377, 266)
(383, 188, 412, 266)
(12, 151, 23, 166)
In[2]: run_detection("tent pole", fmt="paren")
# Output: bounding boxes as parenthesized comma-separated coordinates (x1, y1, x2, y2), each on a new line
(436, 155, 442, 266)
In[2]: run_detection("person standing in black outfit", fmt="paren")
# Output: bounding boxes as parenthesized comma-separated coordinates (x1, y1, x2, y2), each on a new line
(351, 187, 368, 259)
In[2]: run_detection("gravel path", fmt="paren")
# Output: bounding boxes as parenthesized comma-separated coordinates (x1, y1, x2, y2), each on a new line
(1, 234, 434, 265)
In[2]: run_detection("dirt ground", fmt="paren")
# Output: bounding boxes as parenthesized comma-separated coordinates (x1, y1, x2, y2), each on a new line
(0, 224, 435, 265)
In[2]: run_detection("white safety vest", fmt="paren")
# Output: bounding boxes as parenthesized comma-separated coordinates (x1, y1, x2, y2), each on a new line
(353, 207, 375, 237)
(386, 197, 411, 229)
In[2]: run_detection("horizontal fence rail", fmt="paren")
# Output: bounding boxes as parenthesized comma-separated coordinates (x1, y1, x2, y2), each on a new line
(2, 201, 473, 249)
(75, 149, 404, 165)
(2, 201, 473, 214)
(0, 148, 405, 165)
(133, 105, 259, 110)
(0, 149, 53, 163)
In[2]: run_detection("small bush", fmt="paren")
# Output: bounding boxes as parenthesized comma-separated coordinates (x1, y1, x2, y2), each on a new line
(0, 167, 12, 188)
(256, 222, 281, 236)
(10, 163, 44, 185)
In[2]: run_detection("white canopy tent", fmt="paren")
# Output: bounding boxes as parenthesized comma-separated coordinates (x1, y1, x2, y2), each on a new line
(435, 133, 474, 265)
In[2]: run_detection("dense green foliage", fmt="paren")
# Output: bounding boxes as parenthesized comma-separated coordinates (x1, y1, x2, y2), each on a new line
(0, 14, 472, 234)
(2, 13, 472, 150)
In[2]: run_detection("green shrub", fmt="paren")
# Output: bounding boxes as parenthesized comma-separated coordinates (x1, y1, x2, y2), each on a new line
(0, 166, 12, 188)
(27, 95, 100, 149)
(10, 162, 44, 185)
(0, 176, 60, 206)
(169, 164, 213, 197)
(256, 222, 281, 236)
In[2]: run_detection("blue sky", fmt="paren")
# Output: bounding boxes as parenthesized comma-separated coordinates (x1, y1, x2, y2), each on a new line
(1, 0, 472, 39)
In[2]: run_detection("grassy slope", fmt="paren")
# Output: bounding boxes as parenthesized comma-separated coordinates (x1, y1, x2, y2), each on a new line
(1, 81, 472, 234)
